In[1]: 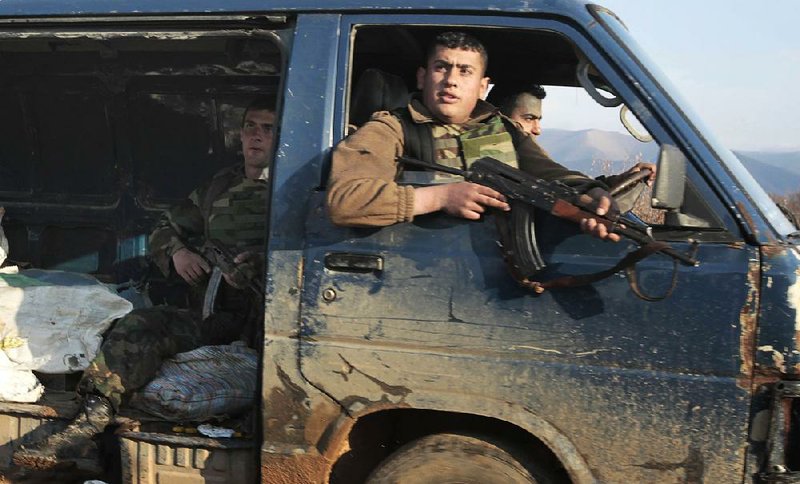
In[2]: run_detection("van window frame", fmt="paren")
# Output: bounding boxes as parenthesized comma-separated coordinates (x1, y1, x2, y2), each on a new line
(333, 13, 742, 240)
(0, 20, 288, 209)
(590, 5, 794, 239)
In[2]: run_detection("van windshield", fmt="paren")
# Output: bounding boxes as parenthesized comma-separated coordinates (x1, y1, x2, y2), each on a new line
(593, 6, 798, 238)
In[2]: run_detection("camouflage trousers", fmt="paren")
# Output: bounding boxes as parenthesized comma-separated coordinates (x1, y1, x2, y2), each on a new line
(78, 306, 245, 410)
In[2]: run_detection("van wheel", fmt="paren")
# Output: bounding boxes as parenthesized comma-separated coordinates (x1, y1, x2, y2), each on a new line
(365, 433, 558, 484)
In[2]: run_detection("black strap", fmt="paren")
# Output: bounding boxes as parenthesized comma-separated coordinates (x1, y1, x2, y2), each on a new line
(519, 241, 679, 302)
(393, 108, 435, 164)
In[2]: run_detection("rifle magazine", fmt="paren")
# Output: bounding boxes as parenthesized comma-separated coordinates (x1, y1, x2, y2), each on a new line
(495, 201, 547, 284)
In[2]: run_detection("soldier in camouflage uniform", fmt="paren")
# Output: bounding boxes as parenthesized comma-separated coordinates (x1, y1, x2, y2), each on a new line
(327, 31, 619, 242)
(13, 96, 275, 473)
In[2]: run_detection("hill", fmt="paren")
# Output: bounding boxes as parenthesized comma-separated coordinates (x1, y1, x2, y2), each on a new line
(537, 129, 658, 176)
(537, 128, 800, 194)
(732, 152, 800, 195)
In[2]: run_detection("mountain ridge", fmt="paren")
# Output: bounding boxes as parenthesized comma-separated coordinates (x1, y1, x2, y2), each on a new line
(537, 128, 799, 194)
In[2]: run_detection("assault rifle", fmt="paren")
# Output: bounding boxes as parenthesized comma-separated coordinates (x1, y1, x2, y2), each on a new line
(200, 239, 264, 319)
(399, 156, 699, 297)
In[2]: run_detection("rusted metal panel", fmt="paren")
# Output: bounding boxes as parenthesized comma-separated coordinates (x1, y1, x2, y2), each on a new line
(755, 246, 800, 376)
(303, 342, 751, 482)
(120, 432, 256, 484)
(739, 258, 762, 390)
(257, 12, 348, 478)
(298, 197, 757, 483)
(737, 201, 760, 240)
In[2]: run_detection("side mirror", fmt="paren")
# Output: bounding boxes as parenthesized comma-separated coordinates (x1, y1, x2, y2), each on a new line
(652, 144, 686, 211)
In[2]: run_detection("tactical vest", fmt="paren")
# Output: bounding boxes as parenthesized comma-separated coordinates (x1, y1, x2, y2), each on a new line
(395, 109, 520, 183)
(195, 167, 268, 251)
(431, 115, 519, 169)
(394, 108, 548, 282)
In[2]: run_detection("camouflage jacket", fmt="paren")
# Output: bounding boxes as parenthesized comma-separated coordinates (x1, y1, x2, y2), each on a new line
(149, 164, 268, 278)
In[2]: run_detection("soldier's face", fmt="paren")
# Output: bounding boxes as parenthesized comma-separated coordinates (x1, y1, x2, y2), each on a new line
(240, 109, 275, 170)
(416, 46, 489, 124)
(509, 93, 543, 137)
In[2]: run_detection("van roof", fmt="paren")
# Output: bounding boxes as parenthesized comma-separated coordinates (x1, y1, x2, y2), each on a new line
(0, 0, 601, 19)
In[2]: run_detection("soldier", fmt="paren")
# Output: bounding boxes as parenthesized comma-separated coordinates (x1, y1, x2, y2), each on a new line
(13, 96, 275, 473)
(499, 83, 546, 138)
(497, 84, 657, 190)
(327, 31, 619, 240)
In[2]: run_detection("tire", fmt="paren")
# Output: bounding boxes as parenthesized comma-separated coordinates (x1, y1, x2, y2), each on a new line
(365, 432, 555, 484)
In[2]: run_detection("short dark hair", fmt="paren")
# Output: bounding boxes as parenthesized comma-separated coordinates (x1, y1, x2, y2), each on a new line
(242, 95, 276, 125)
(425, 31, 488, 74)
(499, 84, 547, 115)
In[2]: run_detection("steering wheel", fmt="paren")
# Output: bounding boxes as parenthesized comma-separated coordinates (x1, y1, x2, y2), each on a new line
(609, 168, 652, 198)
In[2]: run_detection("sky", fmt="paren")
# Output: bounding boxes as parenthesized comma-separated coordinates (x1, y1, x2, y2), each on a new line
(545, 0, 800, 152)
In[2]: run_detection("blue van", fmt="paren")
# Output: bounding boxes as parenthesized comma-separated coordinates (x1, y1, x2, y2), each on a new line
(0, 1, 797, 483)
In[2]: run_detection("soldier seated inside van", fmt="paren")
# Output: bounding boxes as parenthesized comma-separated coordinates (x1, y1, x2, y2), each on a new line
(11, 96, 274, 474)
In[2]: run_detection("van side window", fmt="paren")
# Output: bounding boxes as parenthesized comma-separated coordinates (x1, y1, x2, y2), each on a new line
(0, 31, 283, 274)
(345, 24, 737, 241)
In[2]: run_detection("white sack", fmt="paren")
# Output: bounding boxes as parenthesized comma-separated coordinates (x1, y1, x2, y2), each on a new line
(0, 207, 8, 266)
(0, 350, 44, 402)
(0, 369, 44, 402)
(0, 267, 133, 374)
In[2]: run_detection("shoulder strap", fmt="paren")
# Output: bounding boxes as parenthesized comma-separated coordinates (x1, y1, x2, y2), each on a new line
(521, 241, 680, 302)
(393, 108, 434, 164)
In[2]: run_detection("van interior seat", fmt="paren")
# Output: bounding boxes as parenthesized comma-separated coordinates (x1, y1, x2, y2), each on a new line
(349, 68, 410, 128)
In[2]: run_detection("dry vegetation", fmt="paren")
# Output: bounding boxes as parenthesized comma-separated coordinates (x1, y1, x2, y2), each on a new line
(770, 192, 800, 228)
(596, 155, 800, 229)
(593, 156, 664, 225)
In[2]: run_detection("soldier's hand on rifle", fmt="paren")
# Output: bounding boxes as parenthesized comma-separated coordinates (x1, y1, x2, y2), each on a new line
(222, 250, 261, 289)
(172, 247, 211, 285)
(578, 187, 622, 242)
(414, 182, 511, 220)
(625, 162, 657, 185)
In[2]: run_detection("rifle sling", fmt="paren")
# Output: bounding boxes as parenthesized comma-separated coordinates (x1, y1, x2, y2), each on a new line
(521, 240, 679, 302)
(394, 108, 435, 165)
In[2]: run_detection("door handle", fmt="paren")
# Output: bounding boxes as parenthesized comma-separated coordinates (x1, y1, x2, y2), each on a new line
(324, 252, 383, 273)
